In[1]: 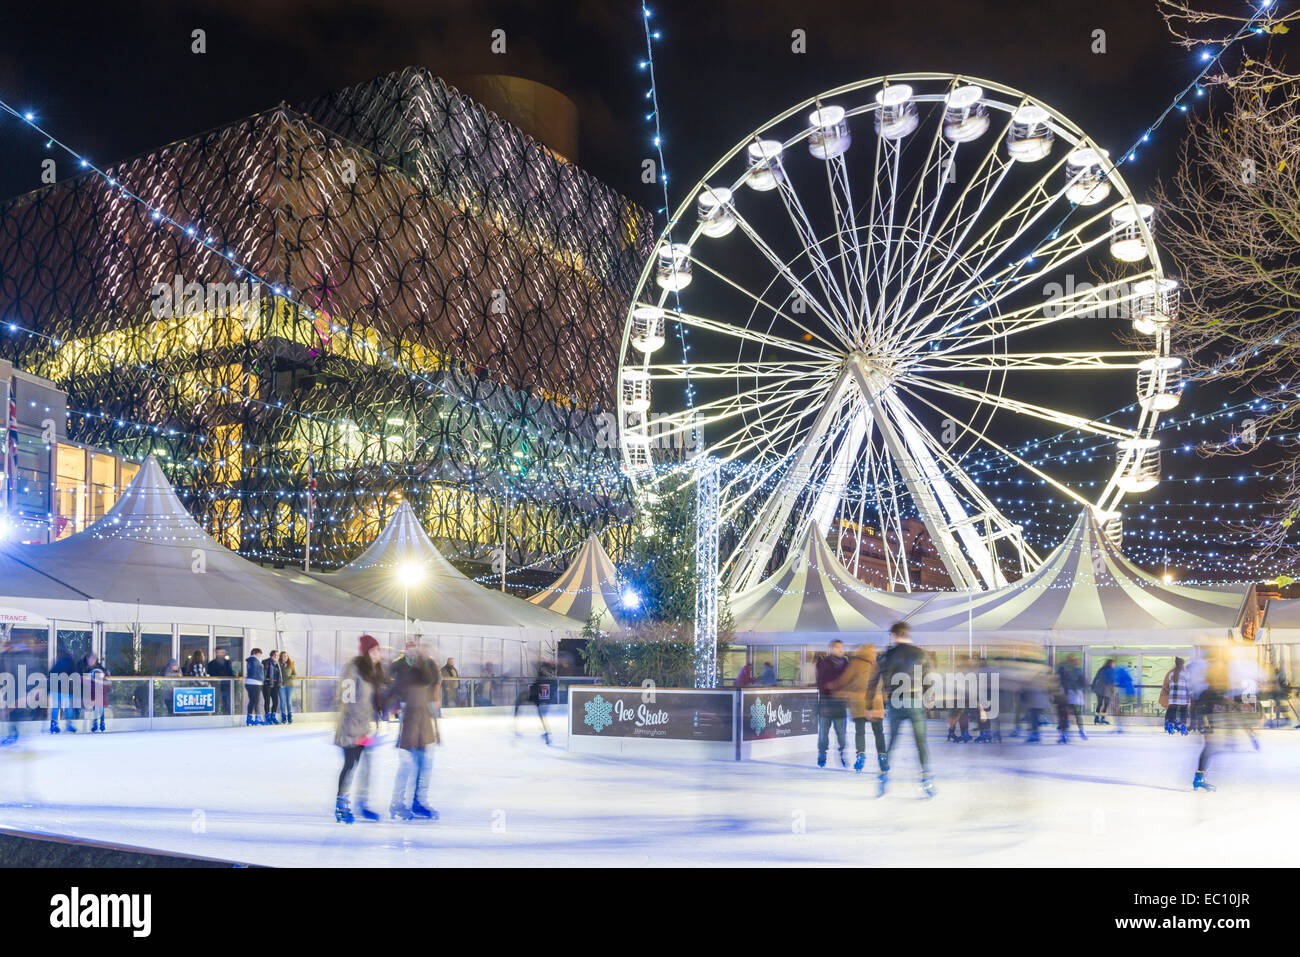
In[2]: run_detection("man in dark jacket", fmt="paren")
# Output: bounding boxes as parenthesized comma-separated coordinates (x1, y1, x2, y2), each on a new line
(244, 649, 265, 726)
(868, 622, 935, 797)
(389, 638, 440, 820)
(262, 651, 282, 725)
(814, 640, 849, 768)
(49, 650, 81, 734)
(208, 647, 234, 715)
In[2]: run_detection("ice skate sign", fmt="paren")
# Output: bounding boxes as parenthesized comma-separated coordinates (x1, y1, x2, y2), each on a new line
(742, 690, 818, 740)
(570, 688, 734, 741)
(173, 685, 216, 714)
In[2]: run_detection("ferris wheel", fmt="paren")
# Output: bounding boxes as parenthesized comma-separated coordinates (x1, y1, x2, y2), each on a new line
(618, 74, 1180, 595)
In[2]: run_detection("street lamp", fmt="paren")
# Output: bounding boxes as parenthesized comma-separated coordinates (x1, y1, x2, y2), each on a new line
(398, 562, 424, 638)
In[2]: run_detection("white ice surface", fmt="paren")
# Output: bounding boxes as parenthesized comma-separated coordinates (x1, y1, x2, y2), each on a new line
(0, 714, 1296, 866)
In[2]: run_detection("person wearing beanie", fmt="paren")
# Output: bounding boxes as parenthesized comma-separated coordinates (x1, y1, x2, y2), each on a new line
(334, 635, 388, 823)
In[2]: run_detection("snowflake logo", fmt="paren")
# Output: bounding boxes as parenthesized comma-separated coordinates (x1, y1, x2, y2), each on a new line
(584, 694, 614, 733)
(749, 698, 767, 735)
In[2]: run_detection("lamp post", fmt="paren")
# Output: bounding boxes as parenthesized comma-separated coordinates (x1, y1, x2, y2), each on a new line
(399, 562, 424, 639)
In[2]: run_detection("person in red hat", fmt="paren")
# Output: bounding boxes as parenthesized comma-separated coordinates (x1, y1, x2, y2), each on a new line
(333, 634, 388, 823)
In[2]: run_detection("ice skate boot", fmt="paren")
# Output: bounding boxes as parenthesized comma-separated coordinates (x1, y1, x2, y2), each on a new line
(286, 714, 292, 724)
(266, 713, 278, 725)
(919, 775, 936, 799)
(411, 800, 438, 821)
(543, 731, 552, 747)
(839, 750, 848, 768)
(1058, 731, 1068, 744)
(356, 803, 380, 822)
(1025, 730, 1040, 743)
(853, 752, 866, 773)
(817, 751, 827, 768)
(1165, 721, 1174, 734)
(389, 803, 414, 821)
(959, 730, 971, 743)
(1009, 727, 1021, 737)
(49, 719, 58, 734)
(947, 726, 958, 742)
(64, 723, 76, 733)
(1077, 729, 1086, 740)
(335, 797, 354, 824)
(877, 752, 889, 773)
(1178, 724, 1188, 736)
(876, 771, 888, 798)
(1192, 770, 1216, 792)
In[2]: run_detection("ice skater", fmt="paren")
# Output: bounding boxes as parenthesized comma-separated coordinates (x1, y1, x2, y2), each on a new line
(830, 643, 888, 773)
(814, 640, 849, 768)
(262, 650, 282, 725)
(335, 635, 387, 822)
(514, 662, 553, 745)
(1054, 654, 1087, 742)
(244, 648, 265, 726)
(80, 652, 109, 733)
(868, 622, 934, 798)
(49, 649, 80, 733)
(1091, 658, 1115, 726)
(388, 637, 440, 820)
(1160, 658, 1190, 735)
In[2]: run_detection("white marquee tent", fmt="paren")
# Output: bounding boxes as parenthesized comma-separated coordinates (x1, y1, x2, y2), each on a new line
(729, 523, 933, 645)
(309, 501, 577, 642)
(902, 510, 1254, 646)
(528, 534, 625, 630)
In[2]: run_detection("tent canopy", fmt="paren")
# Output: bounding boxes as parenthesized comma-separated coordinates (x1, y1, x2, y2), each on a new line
(528, 534, 624, 629)
(1261, 598, 1300, 640)
(312, 501, 575, 634)
(729, 523, 933, 643)
(903, 510, 1252, 645)
(1, 456, 397, 628)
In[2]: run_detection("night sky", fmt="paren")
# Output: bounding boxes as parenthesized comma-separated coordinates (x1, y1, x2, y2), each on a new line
(0, 0, 1278, 581)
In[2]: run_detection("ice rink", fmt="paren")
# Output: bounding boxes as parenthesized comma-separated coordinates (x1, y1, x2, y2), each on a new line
(0, 713, 1296, 867)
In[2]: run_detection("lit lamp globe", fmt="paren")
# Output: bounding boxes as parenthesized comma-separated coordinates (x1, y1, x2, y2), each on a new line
(399, 562, 424, 587)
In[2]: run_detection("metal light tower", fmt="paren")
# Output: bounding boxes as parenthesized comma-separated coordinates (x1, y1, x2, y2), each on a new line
(694, 458, 720, 688)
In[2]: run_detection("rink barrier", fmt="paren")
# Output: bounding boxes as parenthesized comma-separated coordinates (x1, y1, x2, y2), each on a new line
(568, 685, 821, 760)
(9, 675, 598, 733)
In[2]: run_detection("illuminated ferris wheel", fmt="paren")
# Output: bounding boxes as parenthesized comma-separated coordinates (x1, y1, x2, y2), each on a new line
(618, 74, 1181, 594)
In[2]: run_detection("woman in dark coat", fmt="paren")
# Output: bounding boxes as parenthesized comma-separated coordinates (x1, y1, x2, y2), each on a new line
(334, 635, 387, 823)
(389, 640, 440, 821)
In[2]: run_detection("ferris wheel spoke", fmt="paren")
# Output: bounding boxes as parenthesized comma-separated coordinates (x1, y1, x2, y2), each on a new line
(657, 300, 840, 359)
(890, 152, 1077, 344)
(768, 156, 858, 333)
(651, 373, 837, 443)
(722, 205, 850, 344)
(906, 351, 1148, 373)
(906, 375, 1138, 440)
(641, 359, 834, 380)
(820, 148, 869, 345)
(890, 378, 1095, 513)
(920, 269, 1156, 358)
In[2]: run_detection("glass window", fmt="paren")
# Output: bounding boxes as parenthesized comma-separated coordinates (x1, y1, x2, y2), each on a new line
(140, 626, 173, 675)
(214, 630, 243, 676)
(53, 444, 87, 539)
(179, 629, 210, 674)
(90, 453, 117, 522)
(13, 432, 51, 515)
(119, 459, 140, 490)
(778, 649, 801, 685)
(309, 631, 337, 677)
(105, 626, 137, 675)
(55, 624, 92, 664)
(718, 644, 746, 684)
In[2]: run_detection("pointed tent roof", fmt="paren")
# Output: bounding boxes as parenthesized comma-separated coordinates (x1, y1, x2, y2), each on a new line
(313, 501, 575, 632)
(903, 510, 1252, 642)
(528, 534, 624, 627)
(729, 524, 934, 642)
(2, 456, 397, 625)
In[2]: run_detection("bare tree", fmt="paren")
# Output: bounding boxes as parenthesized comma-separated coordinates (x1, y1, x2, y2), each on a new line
(1153, 1, 1300, 558)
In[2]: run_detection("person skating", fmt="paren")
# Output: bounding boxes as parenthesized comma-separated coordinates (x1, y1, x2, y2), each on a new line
(49, 649, 81, 733)
(244, 648, 265, 726)
(868, 622, 935, 798)
(814, 640, 850, 768)
(80, 652, 110, 733)
(0, 639, 20, 745)
(388, 637, 441, 820)
(390, 639, 417, 724)
(830, 643, 888, 774)
(1193, 647, 1233, 791)
(335, 635, 387, 823)
(1160, 658, 1190, 734)
(514, 662, 554, 745)
(262, 650, 282, 724)
(1091, 658, 1115, 725)
(279, 653, 296, 724)
(1055, 654, 1088, 742)
(1112, 662, 1136, 733)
